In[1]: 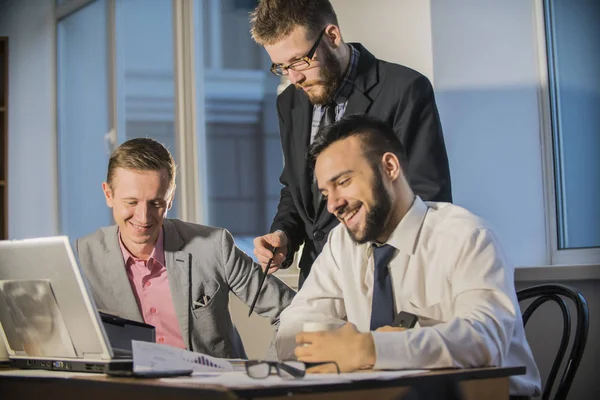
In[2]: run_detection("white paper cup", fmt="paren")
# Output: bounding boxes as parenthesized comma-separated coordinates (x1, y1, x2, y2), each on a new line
(301, 322, 344, 346)
(302, 321, 344, 333)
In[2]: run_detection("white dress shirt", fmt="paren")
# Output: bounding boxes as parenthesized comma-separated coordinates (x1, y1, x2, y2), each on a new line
(276, 197, 541, 396)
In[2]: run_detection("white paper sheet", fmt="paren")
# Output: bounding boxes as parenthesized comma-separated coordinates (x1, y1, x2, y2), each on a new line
(343, 369, 429, 380)
(162, 369, 428, 388)
(224, 359, 247, 372)
(132, 340, 233, 373)
(162, 371, 351, 387)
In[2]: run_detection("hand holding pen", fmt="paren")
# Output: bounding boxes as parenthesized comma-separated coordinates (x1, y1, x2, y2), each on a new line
(248, 245, 276, 317)
(252, 231, 288, 274)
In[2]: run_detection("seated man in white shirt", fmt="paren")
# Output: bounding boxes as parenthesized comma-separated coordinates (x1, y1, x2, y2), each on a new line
(275, 114, 541, 398)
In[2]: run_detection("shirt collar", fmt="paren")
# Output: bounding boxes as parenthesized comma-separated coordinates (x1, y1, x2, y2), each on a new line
(374, 196, 428, 255)
(118, 227, 165, 268)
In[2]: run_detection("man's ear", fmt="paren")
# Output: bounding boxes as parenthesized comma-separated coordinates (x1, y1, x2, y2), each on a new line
(102, 182, 114, 208)
(381, 152, 401, 182)
(324, 24, 343, 48)
(166, 184, 176, 210)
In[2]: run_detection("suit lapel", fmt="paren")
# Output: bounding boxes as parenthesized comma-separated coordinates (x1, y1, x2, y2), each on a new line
(162, 220, 192, 350)
(103, 228, 143, 321)
(291, 95, 316, 220)
(343, 89, 373, 117)
(346, 43, 379, 110)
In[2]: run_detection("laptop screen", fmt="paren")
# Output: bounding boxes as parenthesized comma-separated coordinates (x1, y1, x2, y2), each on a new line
(0, 337, 8, 362)
(0, 236, 112, 361)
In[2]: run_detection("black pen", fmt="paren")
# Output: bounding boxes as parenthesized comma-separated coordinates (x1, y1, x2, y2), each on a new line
(248, 247, 275, 317)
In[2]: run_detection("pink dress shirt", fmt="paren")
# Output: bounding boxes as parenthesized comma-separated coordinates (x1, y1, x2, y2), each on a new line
(119, 228, 186, 349)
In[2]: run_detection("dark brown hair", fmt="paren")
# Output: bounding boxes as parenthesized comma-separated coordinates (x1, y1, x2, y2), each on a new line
(309, 114, 408, 171)
(106, 138, 176, 191)
(250, 0, 339, 45)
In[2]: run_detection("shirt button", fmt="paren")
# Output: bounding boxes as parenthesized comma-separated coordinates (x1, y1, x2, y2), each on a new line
(145, 281, 151, 287)
(150, 307, 157, 314)
(314, 230, 325, 241)
(158, 337, 165, 343)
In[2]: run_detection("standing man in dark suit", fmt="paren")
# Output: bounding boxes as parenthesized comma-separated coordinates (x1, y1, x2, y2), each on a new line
(250, 0, 452, 287)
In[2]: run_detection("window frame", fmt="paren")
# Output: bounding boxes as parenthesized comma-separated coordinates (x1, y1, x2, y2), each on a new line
(55, 0, 204, 225)
(534, 0, 600, 266)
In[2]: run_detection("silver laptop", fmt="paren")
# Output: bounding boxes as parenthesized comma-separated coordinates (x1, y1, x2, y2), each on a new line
(0, 236, 131, 373)
(0, 335, 8, 364)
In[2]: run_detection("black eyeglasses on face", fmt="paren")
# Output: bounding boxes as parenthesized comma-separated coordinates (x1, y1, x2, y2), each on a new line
(245, 360, 340, 379)
(270, 28, 327, 76)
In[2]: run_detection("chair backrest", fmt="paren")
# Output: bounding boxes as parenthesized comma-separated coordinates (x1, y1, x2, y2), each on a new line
(517, 283, 589, 400)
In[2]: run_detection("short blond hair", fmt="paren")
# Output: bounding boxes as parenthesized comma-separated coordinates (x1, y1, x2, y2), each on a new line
(107, 138, 176, 191)
(250, 0, 338, 45)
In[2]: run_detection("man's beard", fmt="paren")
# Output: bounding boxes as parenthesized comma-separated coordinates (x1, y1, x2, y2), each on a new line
(346, 169, 393, 244)
(295, 45, 342, 105)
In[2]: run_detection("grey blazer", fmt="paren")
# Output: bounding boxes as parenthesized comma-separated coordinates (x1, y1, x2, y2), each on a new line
(75, 219, 295, 359)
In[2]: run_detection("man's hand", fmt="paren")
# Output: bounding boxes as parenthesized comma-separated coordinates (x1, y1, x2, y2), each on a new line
(294, 323, 376, 373)
(253, 231, 289, 274)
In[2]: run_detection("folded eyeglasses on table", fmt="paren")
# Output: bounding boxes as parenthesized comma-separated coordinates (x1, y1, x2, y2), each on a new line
(244, 360, 340, 379)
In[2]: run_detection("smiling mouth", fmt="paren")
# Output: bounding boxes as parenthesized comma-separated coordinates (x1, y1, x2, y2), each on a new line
(338, 206, 361, 225)
(129, 221, 152, 232)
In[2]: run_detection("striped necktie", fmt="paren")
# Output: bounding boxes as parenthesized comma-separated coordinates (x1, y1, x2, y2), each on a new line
(312, 103, 337, 214)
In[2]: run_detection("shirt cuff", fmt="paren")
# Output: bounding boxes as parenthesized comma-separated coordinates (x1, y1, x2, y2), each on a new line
(371, 331, 404, 370)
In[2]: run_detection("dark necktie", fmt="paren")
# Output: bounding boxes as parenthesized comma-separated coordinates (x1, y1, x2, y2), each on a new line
(320, 102, 336, 129)
(312, 103, 337, 213)
(370, 244, 396, 330)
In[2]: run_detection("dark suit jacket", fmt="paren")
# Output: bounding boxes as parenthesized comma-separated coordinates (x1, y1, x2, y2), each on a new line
(76, 219, 295, 359)
(270, 43, 452, 284)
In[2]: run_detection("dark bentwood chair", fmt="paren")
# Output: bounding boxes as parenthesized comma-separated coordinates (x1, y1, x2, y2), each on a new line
(517, 284, 589, 400)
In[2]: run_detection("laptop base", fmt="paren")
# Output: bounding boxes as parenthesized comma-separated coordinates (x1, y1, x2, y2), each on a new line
(10, 358, 129, 373)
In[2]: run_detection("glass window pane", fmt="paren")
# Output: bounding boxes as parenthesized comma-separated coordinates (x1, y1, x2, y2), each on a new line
(57, 0, 112, 240)
(545, 0, 600, 249)
(196, 0, 282, 257)
(114, 0, 178, 217)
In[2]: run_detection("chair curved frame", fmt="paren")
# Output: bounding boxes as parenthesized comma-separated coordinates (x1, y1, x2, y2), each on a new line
(517, 283, 589, 400)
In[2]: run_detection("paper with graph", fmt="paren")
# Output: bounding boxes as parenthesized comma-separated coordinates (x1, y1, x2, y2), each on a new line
(132, 340, 234, 373)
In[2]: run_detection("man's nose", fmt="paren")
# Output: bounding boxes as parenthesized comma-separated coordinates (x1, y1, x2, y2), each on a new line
(135, 203, 149, 221)
(287, 69, 305, 84)
(327, 192, 345, 215)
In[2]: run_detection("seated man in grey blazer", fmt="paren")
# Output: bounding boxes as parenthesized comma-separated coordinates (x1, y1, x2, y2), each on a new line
(76, 137, 295, 359)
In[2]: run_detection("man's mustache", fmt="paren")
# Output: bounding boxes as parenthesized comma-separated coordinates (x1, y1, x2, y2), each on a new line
(295, 79, 322, 89)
